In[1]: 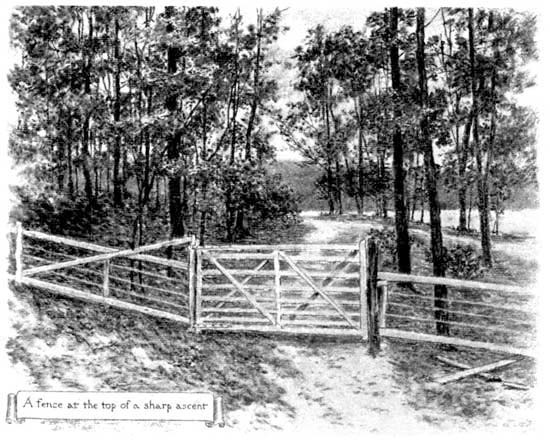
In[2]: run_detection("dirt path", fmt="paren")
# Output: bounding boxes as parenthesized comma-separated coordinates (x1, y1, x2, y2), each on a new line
(302, 212, 538, 263)
(228, 214, 434, 432)
(225, 213, 537, 431)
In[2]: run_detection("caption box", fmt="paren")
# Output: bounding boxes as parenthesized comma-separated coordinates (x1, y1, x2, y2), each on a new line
(8, 391, 223, 424)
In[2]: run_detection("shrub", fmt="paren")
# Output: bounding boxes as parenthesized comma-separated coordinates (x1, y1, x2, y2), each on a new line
(425, 243, 484, 279)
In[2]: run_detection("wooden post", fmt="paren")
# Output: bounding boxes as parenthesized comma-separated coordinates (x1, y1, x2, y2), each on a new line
(274, 251, 282, 327)
(15, 222, 23, 283)
(366, 237, 380, 356)
(359, 239, 368, 339)
(103, 260, 110, 297)
(195, 248, 203, 329)
(188, 238, 196, 327)
(377, 281, 388, 328)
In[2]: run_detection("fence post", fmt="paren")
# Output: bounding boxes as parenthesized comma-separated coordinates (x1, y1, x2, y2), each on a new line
(188, 237, 196, 328)
(359, 239, 368, 340)
(194, 247, 203, 331)
(366, 237, 380, 356)
(103, 260, 110, 297)
(377, 280, 388, 329)
(274, 251, 282, 327)
(15, 222, 23, 283)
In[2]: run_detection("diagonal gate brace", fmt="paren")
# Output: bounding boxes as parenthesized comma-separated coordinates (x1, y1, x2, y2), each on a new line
(23, 237, 193, 276)
(288, 249, 358, 320)
(202, 250, 276, 325)
(280, 252, 358, 329)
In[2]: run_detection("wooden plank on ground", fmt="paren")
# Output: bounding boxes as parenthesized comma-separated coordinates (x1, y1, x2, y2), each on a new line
(201, 250, 276, 325)
(432, 359, 518, 384)
(435, 356, 529, 390)
(380, 328, 534, 358)
(280, 252, 358, 329)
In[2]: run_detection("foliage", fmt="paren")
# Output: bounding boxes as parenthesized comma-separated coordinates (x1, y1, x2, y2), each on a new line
(425, 243, 485, 279)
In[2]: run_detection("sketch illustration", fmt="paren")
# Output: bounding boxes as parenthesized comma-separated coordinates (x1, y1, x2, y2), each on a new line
(3, 2, 540, 434)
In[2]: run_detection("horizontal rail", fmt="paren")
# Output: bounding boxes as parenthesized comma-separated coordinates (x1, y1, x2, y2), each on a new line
(385, 313, 526, 334)
(210, 253, 359, 263)
(14, 276, 190, 325)
(390, 291, 533, 314)
(23, 229, 190, 270)
(23, 237, 192, 276)
(380, 328, 534, 358)
(203, 244, 357, 251)
(379, 272, 528, 295)
(196, 324, 362, 337)
(202, 269, 358, 279)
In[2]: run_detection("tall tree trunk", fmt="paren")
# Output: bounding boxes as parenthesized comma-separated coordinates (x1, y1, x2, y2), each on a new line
(244, 9, 263, 161)
(389, 7, 411, 274)
(81, 8, 95, 214)
(165, 6, 185, 239)
(458, 112, 473, 231)
(356, 97, 365, 215)
(66, 111, 74, 198)
(113, 16, 123, 207)
(468, 8, 492, 266)
(417, 7, 449, 336)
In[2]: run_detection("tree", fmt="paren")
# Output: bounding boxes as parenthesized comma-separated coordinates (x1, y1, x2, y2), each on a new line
(389, 7, 411, 274)
(416, 7, 449, 335)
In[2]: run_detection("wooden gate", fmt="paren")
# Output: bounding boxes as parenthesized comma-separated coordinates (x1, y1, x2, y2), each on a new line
(10, 224, 535, 358)
(192, 244, 369, 336)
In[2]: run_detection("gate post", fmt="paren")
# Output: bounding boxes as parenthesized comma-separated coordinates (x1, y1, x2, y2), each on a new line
(195, 247, 203, 331)
(359, 239, 368, 340)
(274, 251, 282, 327)
(188, 237, 196, 328)
(366, 238, 380, 356)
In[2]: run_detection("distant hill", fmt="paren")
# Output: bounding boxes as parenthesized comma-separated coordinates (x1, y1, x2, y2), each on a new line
(268, 160, 539, 212)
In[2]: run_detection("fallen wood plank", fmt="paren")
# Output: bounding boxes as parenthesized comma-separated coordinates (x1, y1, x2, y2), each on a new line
(435, 356, 529, 390)
(380, 328, 535, 358)
(433, 359, 519, 384)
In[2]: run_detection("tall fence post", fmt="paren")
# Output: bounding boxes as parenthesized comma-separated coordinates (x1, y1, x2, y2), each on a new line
(15, 222, 23, 283)
(366, 237, 380, 356)
(103, 260, 110, 297)
(188, 237, 196, 328)
(359, 239, 368, 340)
(377, 280, 388, 329)
(195, 247, 203, 331)
(274, 250, 282, 327)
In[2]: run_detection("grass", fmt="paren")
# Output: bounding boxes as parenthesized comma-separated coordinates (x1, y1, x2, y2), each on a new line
(6, 213, 539, 431)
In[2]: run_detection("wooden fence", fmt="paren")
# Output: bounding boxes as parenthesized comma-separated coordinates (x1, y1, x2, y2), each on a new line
(8, 224, 536, 358)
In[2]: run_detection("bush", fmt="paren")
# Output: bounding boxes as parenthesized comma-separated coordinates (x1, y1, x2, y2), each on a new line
(425, 243, 484, 279)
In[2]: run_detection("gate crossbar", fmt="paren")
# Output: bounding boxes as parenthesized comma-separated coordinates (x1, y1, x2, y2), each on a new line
(280, 252, 358, 329)
(201, 250, 276, 325)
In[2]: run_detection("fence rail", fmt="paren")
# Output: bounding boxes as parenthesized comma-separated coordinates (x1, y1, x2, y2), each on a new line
(8, 223, 535, 358)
